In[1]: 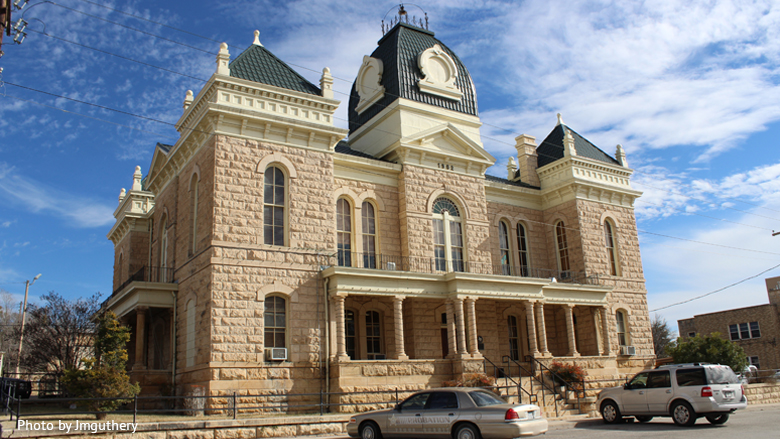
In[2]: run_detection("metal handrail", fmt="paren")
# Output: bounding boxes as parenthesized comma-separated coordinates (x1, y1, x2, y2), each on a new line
(525, 356, 583, 415)
(501, 356, 537, 404)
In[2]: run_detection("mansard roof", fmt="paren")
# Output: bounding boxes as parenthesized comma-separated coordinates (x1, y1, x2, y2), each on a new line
(484, 174, 540, 190)
(348, 23, 478, 133)
(229, 44, 321, 95)
(536, 123, 621, 168)
(334, 141, 389, 162)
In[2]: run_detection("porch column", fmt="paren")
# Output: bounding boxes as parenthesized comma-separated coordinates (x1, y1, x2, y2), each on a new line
(446, 299, 458, 358)
(454, 297, 468, 357)
(600, 306, 612, 356)
(524, 300, 539, 357)
(333, 294, 349, 361)
(535, 302, 550, 356)
(134, 306, 148, 370)
(393, 296, 408, 360)
(565, 304, 580, 357)
(465, 297, 481, 358)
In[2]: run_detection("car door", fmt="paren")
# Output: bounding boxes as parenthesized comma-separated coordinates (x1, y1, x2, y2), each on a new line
(622, 372, 649, 414)
(385, 392, 429, 438)
(422, 391, 460, 438)
(645, 370, 673, 414)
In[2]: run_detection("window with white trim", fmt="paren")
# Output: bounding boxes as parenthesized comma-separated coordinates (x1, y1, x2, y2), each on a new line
(604, 220, 619, 275)
(555, 221, 570, 272)
(361, 201, 377, 269)
(616, 310, 629, 346)
(263, 166, 286, 246)
(517, 223, 529, 276)
(337, 198, 353, 267)
(432, 198, 464, 272)
(264, 296, 287, 348)
(499, 221, 511, 275)
(729, 322, 760, 340)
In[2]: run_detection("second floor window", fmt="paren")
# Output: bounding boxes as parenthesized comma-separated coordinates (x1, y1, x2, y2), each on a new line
(730, 322, 760, 340)
(555, 221, 570, 272)
(362, 202, 377, 269)
(517, 223, 529, 276)
(604, 220, 618, 275)
(616, 310, 628, 346)
(499, 221, 511, 275)
(264, 166, 285, 246)
(337, 198, 353, 266)
(432, 198, 464, 272)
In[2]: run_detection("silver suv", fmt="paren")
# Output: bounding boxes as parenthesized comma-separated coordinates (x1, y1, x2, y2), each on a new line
(597, 363, 747, 426)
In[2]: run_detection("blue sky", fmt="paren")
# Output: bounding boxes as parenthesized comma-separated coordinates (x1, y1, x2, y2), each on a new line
(2, 0, 780, 332)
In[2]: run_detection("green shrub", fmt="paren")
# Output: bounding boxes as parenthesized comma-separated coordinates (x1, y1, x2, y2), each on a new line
(548, 361, 586, 389)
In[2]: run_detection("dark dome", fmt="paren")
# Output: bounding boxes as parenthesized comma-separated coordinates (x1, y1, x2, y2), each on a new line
(348, 23, 478, 134)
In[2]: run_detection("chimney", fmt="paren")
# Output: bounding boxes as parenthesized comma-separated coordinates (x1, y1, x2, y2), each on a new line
(514, 134, 539, 187)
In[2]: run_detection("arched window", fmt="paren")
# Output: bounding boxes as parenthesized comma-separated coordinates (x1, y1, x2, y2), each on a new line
(555, 221, 570, 272)
(499, 221, 511, 275)
(432, 197, 464, 272)
(365, 310, 383, 359)
(337, 198, 353, 267)
(264, 166, 286, 246)
(345, 309, 356, 360)
(517, 223, 530, 277)
(264, 296, 287, 348)
(185, 299, 196, 367)
(362, 201, 377, 269)
(508, 315, 520, 361)
(604, 220, 619, 275)
(190, 173, 199, 255)
(616, 310, 629, 346)
(160, 215, 169, 282)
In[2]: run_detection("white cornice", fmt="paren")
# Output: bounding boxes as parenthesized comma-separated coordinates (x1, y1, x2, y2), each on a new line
(107, 190, 155, 245)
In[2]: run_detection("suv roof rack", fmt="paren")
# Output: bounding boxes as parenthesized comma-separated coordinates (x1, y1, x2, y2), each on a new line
(655, 363, 712, 369)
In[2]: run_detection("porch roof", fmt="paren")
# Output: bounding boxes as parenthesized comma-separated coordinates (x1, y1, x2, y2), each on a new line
(102, 281, 178, 318)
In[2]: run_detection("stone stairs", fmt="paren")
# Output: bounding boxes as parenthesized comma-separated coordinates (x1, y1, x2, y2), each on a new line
(496, 376, 593, 419)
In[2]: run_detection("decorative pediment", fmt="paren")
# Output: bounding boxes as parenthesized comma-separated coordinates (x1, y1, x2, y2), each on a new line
(401, 123, 494, 163)
(417, 44, 462, 101)
(355, 56, 385, 114)
(146, 144, 171, 189)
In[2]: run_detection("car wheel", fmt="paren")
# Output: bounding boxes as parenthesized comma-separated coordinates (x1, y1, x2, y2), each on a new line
(360, 421, 382, 439)
(671, 401, 697, 427)
(635, 415, 653, 423)
(706, 413, 729, 425)
(601, 401, 623, 424)
(454, 423, 481, 439)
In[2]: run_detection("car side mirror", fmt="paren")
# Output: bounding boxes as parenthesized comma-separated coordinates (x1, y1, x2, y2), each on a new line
(394, 404, 401, 411)
(624, 383, 631, 390)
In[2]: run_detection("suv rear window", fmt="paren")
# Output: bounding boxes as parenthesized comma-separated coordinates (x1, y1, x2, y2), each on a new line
(676, 368, 706, 387)
(705, 366, 739, 384)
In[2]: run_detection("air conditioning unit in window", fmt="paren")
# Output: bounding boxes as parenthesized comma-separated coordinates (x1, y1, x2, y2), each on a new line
(266, 348, 287, 361)
(386, 262, 396, 271)
(619, 345, 636, 356)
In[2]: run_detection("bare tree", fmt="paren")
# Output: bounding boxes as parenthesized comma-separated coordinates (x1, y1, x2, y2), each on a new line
(0, 289, 20, 371)
(651, 314, 675, 358)
(20, 292, 100, 374)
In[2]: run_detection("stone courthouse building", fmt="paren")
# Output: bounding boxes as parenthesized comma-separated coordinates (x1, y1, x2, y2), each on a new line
(104, 10, 654, 401)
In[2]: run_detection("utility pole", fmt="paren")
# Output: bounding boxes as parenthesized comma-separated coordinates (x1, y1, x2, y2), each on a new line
(0, 0, 10, 58)
(15, 273, 40, 376)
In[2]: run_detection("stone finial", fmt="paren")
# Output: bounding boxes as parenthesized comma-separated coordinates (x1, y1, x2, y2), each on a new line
(557, 113, 564, 126)
(507, 157, 518, 180)
(253, 30, 263, 46)
(132, 166, 142, 191)
(563, 127, 577, 158)
(216, 42, 230, 75)
(183, 90, 194, 110)
(616, 144, 628, 167)
(118, 188, 126, 204)
(320, 67, 334, 99)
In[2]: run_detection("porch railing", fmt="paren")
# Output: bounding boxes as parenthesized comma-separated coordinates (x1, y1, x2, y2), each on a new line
(111, 266, 175, 296)
(334, 252, 601, 285)
(525, 355, 583, 416)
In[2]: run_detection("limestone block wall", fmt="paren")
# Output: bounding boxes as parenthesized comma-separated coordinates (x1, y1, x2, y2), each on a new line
(404, 298, 447, 360)
(112, 231, 149, 291)
(542, 199, 584, 273)
(575, 199, 644, 280)
(486, 201, 549, 271)
(573, 306, 599, 356)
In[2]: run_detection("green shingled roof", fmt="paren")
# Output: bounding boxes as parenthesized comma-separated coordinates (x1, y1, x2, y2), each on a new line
(536, 124, 621, 168)
(229, 44, 321, 95)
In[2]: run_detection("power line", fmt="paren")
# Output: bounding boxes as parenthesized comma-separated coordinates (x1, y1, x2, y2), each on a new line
(634, 199, 772, 231)
(637, 229, 780, 256)
(650, 262, 780, 312)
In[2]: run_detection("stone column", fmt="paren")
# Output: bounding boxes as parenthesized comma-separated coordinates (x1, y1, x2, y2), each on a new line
(565, 304, 580, 357)
(333, 294, 349, 361)
(600, 306, 612, 356)
(535, 302, 550, 356)
(393, 296, 408, 360)
(524, 300, 539, 357)
(454, 298, 468, 357)
(134, 306, 148, 370)
(446, 299, 458, 358)
(465, 298, 481, 358)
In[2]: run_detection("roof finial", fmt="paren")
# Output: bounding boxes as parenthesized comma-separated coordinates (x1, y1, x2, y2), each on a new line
(253, 30, 262, 46)
(557, 113, 564, 126)
(382, 4, 429, 35)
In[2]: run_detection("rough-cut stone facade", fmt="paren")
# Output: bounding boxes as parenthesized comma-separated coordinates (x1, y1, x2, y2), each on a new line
(104, 22, 656, 413)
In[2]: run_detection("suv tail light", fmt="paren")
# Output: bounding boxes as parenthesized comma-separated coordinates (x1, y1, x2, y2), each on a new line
(701, 386, 713, 397)
(505, 409, 520, 421)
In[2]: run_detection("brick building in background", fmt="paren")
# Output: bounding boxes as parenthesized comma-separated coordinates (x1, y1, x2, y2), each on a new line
(678, 276, 780, 371)
(103, 10, 654, 404)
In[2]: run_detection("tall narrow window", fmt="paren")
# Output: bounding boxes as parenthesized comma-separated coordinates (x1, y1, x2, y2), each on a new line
(432, 198, 464, 272)
(616, 310, 628, 346)
(604, 220, 618, 275)
(517, 223, 529, 276)
(499, 221, 511, 275)
(555, 221, 570, 272)
(160, 216, 169, 282)
(185, 299, 195, 367)
(337, 198, 353, 267)
(264, 166, 285, 246)
(365, 311, 383, 359)
(508, 315, 520, 361)
(345, 309, 356, 359)
(362, 201, 377, 269)
(190, 174, 199, 255)
(264, 296, 286, 348)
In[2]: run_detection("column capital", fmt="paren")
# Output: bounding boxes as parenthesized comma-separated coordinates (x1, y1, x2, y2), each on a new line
(566, 303, 576, 309)
(136, 306, 149, 312)
(331, 293, 348, 302)
(393, 295, 406, 302)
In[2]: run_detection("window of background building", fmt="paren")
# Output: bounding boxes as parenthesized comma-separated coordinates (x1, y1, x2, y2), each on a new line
(749, 356, 760, 369)
(730, 321, 760, 340)
(432, 198, 464, 272)
(263, 166, 286, 246)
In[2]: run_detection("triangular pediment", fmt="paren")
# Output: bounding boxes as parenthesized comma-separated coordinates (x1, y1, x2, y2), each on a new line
(398, 123, 495, 164)
(147, 143, 172, 190)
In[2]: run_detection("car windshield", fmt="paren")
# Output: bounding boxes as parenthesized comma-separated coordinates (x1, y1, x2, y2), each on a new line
(469, 390, 505, 407)
(706, 367, 739, 384)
